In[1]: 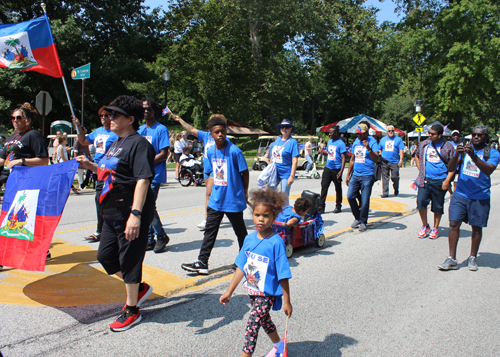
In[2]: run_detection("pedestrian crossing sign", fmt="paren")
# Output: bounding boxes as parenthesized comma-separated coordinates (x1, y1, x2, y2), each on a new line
(413, 113, 426, 126)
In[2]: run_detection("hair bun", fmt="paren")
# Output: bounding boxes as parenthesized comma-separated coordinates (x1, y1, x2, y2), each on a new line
(18, 102, 38, 120)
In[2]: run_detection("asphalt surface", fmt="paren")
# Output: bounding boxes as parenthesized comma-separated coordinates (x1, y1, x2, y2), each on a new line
(1, 165, 500, 357)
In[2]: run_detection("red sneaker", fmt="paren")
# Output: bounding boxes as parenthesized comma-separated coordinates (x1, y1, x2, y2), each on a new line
(110, 308, 141, 332)
(418, 224, 431, 238)
(429, 228, 439, 239)
(122, 282, 153, 311)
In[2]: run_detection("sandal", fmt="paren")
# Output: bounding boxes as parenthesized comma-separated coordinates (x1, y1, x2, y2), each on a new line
(85, 233, 101, 242)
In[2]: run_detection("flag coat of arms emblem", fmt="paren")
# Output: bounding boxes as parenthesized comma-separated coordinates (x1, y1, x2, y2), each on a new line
(0, 15, 63, 78)
(0, 160, 78, 271)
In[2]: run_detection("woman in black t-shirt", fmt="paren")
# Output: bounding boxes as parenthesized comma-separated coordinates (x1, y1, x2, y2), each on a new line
(0, 103, 49, 185)
(77, 95, 156, 332)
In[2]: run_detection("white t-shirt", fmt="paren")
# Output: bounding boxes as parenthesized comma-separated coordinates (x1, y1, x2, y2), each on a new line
(174, 140, 184, 154)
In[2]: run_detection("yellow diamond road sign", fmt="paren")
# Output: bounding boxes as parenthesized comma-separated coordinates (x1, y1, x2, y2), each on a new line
(415, 127, 423, 132)
(413, 113, 426, 126)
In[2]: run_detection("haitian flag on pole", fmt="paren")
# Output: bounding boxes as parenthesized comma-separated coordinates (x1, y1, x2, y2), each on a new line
(0, 15, 63, 78)
(0, 160, 78, 271)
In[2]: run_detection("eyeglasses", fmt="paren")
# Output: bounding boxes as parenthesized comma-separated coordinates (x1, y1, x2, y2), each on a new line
(387, 130, 394, 132)
(280, 125, 291, 129)
(99, 114, 110, 118)
(471, 133, 484, 137)
(10, 116, 24, 121)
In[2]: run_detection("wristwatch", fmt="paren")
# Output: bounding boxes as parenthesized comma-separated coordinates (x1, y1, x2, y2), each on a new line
(131, 209, 141, 217)
(21, 158, 26, 166)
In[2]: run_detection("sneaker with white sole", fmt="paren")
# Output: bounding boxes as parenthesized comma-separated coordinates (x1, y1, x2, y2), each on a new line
(418, 224, 431, 238)
(428, 228, 439, 239)
(181, 260, 209, 275)
(437, 257, 458, 270)
(110, 308, 142, 332)
(468, 255, 478, 271)
(351, 220, 360, 228)
(358, 223, 367, 231)
(197, 220, 206, 230)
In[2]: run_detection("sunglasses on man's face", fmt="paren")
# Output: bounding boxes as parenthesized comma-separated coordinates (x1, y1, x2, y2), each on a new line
(143, 107, 152, 112)
(281, 125, 291, 130)
(10, 116, 24, 121)
(471, 133, 484, 137)
(387, 130, 394, 132)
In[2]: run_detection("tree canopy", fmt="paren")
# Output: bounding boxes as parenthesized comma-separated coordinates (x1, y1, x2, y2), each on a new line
(0, 0, 498, 136)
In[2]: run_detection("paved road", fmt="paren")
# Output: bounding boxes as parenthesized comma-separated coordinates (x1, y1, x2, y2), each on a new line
(1, 167, 500, 356)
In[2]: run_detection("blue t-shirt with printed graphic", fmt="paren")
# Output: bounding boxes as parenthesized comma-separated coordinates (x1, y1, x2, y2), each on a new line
(325, 138, 346, 170)
(424, 140, 448, 180)
(380, 136, 405, 164)
(271, 136, 299, 179)
(455, 147, 499, 200)
(86, 127, 118, 163)
(138, 121, 170, 183)
(352, 136, 380, 176)
(197, 130, 215, 170)
(205, 140, 248, 212)
(235, 231, 292, 297)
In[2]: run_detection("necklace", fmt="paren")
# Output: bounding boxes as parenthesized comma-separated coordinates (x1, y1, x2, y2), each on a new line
(105, 132, 136, 158)
(5, 129, 30, 152)
(213, 142, 227, 171)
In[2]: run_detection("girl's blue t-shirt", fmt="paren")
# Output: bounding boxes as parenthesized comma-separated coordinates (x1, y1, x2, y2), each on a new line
(424, 141, 448, 180)
(205, 140, 248, 212)
(352, 136, 380, 176)
(271, 136, 299, 179)
(455, 147, 500, 200)
(235, 231, 292, 297)
(325, 139, 347, 170)
(86, 127, 118, 163)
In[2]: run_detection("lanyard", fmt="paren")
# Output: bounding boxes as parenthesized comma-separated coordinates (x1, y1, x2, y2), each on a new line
(106, 132, 136, 158)
(5, 130, 30, 152)
(214, 142, 227, 170)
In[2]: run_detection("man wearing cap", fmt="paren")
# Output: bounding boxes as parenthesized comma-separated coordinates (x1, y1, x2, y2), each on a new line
(438, 125, 499, 271)
(378, 125, 405, 197)
(345, 122, 380, 231)
(138, 98, 171, 253)
(414, 124, 454, 239)
(270, 119, 299, 204)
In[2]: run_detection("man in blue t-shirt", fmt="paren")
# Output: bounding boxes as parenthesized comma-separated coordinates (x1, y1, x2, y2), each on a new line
(379, 125, 405, 197)
(415, 124, 455, 239)
(319, 125, 346, 214)
(345, 122, 380, 232)
(138, 98, 170, 253)
(73, 107, 118, 243)
(438, 125, 499, 271)
(181, 115, 249, 275)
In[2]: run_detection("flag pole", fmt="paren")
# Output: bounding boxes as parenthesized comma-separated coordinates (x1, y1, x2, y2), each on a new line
(41, 2, 80, 135)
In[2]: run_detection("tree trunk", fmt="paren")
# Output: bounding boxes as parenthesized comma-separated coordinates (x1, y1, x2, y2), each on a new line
(454, 110, 463, 132)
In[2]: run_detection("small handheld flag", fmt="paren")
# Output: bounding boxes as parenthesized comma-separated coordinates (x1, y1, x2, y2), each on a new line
(443, 124, 449, 132)
(410, 180, 417, 191)
(355, 126, 362, 134)
(162, 107, 171, 116)
(276, 316, 289, 357)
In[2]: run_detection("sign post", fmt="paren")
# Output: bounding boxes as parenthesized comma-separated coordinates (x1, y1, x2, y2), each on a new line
(413, 102, 426, 143)
(35, 91, 52, 137)
(71, 63, 91, 126)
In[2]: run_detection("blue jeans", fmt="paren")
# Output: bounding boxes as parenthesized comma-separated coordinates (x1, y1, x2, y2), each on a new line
(347, 175, 375, 224)
(305, 155, 313, 172)
(148, 182, 166, 242)
(271, 177, 292, 205)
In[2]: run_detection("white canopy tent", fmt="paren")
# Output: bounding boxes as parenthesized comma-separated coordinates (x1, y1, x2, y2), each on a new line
(408, 121, 453, 138)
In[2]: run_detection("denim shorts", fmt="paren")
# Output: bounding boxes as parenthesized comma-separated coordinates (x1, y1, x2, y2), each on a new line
(449, 192, 490, 227)
(417, 178, 447, 215)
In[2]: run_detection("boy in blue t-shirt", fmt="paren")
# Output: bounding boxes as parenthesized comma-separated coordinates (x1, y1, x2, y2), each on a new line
(276, 197, 312, 226)
(438, 126, 499, 271)
(181, 115, 249, 275)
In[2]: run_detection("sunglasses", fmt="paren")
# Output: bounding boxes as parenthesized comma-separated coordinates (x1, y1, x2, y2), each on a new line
(143, 107, 152, 112)
(471, 133, 484, 137)
(387, 130, 394, 132)
(100, 114, 110, 118)
(10, 115, 25, 121)
(280, 125, 291, 130)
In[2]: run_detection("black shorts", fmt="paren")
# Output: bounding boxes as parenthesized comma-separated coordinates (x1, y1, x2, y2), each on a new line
(169, 147, 174, 153)
(417, 178, 447, 215)
(174, 153, 182, 163)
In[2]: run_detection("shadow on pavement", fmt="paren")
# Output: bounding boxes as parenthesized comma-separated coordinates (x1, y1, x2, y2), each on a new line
(477, 252, 500, 269)
(287, 333, 358, 356)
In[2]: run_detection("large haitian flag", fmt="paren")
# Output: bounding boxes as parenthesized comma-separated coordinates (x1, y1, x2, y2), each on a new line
(0, 15, 63, 78)
(0, 160, 78, 271)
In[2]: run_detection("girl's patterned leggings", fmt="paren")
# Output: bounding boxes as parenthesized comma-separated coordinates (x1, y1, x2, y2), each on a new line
(242, 295, 277, 354)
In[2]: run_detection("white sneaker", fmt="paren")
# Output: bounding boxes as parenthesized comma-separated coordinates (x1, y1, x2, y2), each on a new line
(197, 220, 206, 230)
